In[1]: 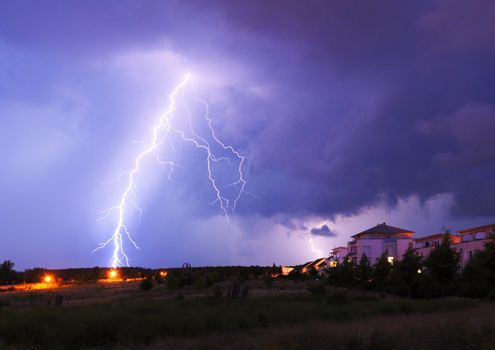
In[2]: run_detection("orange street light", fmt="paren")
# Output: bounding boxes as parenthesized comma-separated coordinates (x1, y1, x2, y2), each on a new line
(43, 275, 53, 283)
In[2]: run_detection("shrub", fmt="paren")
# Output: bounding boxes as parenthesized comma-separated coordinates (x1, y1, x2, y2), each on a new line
(139, 278, 154, 291)
(326, 290, 349, 304)
(210, 285, 222, 299)
(307, 282, 327, 296)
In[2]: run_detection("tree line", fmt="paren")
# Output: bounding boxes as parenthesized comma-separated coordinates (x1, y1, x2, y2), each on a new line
(0, 263, 277, 287)
(0, 264, 151, 285)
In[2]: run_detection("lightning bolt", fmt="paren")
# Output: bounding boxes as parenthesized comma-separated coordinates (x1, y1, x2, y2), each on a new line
(308, 236, 323, 258)
(94, 74, 247, 267)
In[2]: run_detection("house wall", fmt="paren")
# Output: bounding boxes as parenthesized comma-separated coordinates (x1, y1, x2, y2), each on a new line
(453, 239, 489, 268)
(397, 239, 414, 259)
(355, 239, 382, 264)
(331, 247, 348, 264)
(415, 246, 434, 258)
(415, 238, 491, 268)
(353, 237, 413, 264)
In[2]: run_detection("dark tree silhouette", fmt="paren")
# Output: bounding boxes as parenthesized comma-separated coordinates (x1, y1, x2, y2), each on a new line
(371, 253, 393, 292)
(460, 233, 495, 298)
(0, 260, 18, 284)
(390, 247, 423, 297)
(424, 234, 460, 297)
(356, 254, 372, 289)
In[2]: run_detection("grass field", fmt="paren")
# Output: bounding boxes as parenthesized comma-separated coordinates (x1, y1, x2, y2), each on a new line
(0, 291, 490, 350)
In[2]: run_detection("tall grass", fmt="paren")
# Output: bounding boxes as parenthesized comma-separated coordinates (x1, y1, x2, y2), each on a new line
(0, 296, 480, 349)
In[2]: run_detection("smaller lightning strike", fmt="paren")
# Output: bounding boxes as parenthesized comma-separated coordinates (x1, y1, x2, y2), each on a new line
(308, 236, 324, 258)
(95, 74, 248, 267)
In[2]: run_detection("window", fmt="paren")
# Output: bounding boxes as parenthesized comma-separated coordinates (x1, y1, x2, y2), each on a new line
(475, 232, 487, 240)
(329, 261, 337, 268)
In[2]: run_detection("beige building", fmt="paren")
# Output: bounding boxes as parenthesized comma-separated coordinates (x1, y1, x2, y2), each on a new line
(329, 246, 349, 267)
(456, 224, 495, 268)
(414, 223, 495, 268)
(348, 223, 415, 264)
(414, 233, 461, 258)
(315, 223, 494, 273)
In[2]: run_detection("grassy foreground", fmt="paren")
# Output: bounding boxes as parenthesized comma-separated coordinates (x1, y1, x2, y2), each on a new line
(0, 296, 489, 349)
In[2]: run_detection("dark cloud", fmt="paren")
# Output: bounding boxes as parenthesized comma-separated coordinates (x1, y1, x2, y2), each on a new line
(310, 225, 337, 238)
(220, 0, 495, 220)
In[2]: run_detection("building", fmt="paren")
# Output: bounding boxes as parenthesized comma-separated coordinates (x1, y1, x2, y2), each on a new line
(300, 257, 327, 274)
(414, 233, 460, 258)
(456, 224, 495, 268)
(413, 224, 494, 268)
(281, 266, 295, 276)
(301, 222, 494, 275)
(328, 246, 349, 267)
(348, 223, 414, 264)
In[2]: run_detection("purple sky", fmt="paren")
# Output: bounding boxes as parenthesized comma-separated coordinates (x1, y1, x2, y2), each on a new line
(1, 1, 495, 269)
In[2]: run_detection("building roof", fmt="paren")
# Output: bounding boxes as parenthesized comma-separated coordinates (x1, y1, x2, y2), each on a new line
(458, 223, 495, 235)
(352, 222, 414, 238)
(300, 257, 326, 271)
(313, 258, 327, 268)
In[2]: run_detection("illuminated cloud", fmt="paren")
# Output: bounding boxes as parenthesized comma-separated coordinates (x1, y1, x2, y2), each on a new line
(310, 224, 337, 238)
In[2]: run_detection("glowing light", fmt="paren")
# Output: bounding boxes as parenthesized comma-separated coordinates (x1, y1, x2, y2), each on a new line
(108, 269, 118, 279)
(387, 256, 395, 264)
(43, 275, 53, 283)
(95, 74, 247, 267)
(281, 266, 294, 275)
(159, 271, 168, 277)
(417, 269, 422, 274)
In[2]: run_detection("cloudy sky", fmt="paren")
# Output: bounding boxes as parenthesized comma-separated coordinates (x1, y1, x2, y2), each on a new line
(1, 0, 494, 269)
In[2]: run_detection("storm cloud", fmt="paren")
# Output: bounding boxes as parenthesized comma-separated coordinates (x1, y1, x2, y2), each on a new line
(310, 225, 337, 238)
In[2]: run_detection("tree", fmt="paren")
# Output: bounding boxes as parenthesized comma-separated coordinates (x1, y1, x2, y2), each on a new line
(356, 254, 372, 289)
(334, 254, 356, 288)
(371, 253, 393, 292)
(271, 263, 282, 274)
(460, 234, 495, 298)
(0, 260, 18, 284)
(263, 273, 274, 293)
(21, 268, 47, 283)
(423, 234, 460, 297)
(390, 247, 423, 297)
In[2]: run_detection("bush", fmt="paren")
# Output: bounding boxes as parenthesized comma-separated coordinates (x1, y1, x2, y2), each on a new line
(139, 278, 154, 291)
(326, 290, 349, 304)
(210, 285, 222, 299)
(307, 282, 327, 296)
